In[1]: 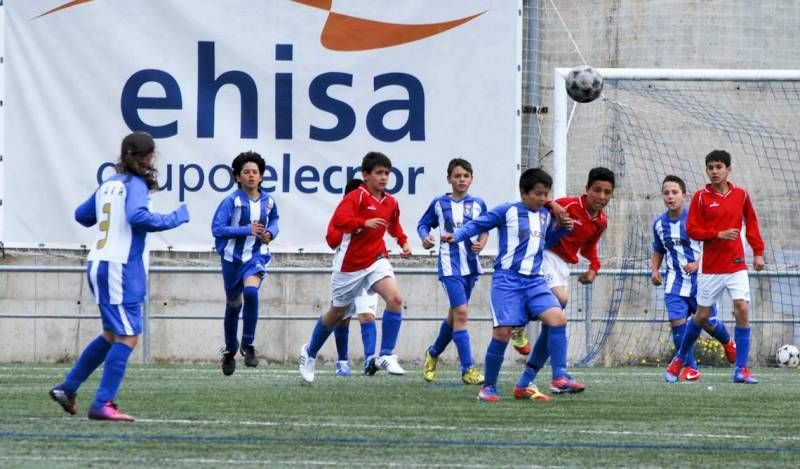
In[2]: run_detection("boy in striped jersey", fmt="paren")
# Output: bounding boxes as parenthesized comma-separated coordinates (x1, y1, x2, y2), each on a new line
(418, 158, 488, 385)
(664, 150, 765, 384)
(212, 152, 279, 376)
(651, 175, 736, 382)
(299, 152, 412, 383)
(443, 168, 579, 402)
(49, 132, 190, 421)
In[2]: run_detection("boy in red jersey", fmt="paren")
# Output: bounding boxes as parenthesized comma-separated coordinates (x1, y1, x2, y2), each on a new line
(664, 150, 765, 384)
(511, 167, 614, 360)
(299, 152, 412, 383)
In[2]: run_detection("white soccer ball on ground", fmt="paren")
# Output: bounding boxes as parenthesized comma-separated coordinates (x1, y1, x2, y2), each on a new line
(776, 344, 800, 368)
(565, 66, 604, 103)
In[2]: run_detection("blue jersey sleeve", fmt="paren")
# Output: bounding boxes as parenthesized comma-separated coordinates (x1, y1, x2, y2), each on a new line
(416, 199, 438, 240)
(652, 218, 666, 254)
(74, 191, 98, 227)
(126, 177, 190, 232)
(544, 214, 569, 248)
(454, 203, 508, 242)
(211, 196, 251, 239)
(265, 197, 280, 239)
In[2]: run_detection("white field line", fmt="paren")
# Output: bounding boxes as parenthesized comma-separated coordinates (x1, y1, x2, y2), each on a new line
(8, 416, 800, 443)
(0, 455, 506, 468)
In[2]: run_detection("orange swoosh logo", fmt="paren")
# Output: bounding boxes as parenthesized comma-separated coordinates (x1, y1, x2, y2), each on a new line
(293, 0, 485, 51)
(36, 0, 485, 51)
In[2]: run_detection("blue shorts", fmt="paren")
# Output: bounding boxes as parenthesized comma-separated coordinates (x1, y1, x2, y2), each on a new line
(489, 270, 560, 327)
(99, 303, 142, 336)
(665, 293, 718, 321)
(221, 254, 271, 301)
(440, 275, 479, 308)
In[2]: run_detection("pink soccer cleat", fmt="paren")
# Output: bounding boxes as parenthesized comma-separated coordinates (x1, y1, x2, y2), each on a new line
(88, 401, 136, 422)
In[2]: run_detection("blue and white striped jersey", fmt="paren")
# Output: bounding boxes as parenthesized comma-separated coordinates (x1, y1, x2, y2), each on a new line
(417, 194, 487, 277)
(212, 189, 279, 263)
(454, 202, 565, 277)
(652, 209, 700, 297)
(76, 174, 189, 304)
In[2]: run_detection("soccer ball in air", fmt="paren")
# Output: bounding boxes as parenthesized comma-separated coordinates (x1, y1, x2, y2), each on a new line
(776, 344, 800, 368)
(565, 66, 604, 103)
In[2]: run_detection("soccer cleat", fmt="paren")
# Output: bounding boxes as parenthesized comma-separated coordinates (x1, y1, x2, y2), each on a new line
(49, 385, 77, 415)
(513, 384, 551, 402)
(723, 340, 737, 364)
(240, 345, 259, 368)
(221, 350, 236, 376)
(550, 376, 586, 394)
(335, 360, 352, 377)
(88, 401, 135, 422)
(461, 367, 485, 385)
(679, 366, 702, 382)
(376, 354, 406, 375)
(663, 357, 683, 384)
(298, 344, 316, 384)
(477, 384, 500, 402)
(733, 367, 759, 384)
(510, 328, 531, 355)
(422, 351, 438, 382)
(364, 355, 379, 376)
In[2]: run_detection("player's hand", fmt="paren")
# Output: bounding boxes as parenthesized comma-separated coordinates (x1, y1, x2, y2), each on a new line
(548, 201, 569, 225)
(559, 216, 575, 231)
(400, 242, 412, 259)
(363, 218, 388, 229)
(578, 269, 597, 285)
(441, 233, 456, 244)
(753, 255, 765, 271)
(683, 261, 699, 275)
(422, 235, 436, 249)
(471, 237, 487, 254)
(651, 271, 662, 286)
(250, 222, 265, 236)
(260, 231, 273, 243)
(718, 228, 739, 240)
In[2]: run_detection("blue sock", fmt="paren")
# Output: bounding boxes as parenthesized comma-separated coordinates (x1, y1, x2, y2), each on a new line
(63, 335, 112, 395)
(677, 320, 703, 362)
(361, 321, 377, 362)
(735, 327, 751, 368)
(547, 325, 568, 379)
(671, 323, 697, 368)
(428, 319, 453, 358)
(241, 286, 259, 347)
(379, 310, 402, 356)
(483, 337, 508, 387)
(92, 342, 133, 408)
(307, 318, 334, 358)
(518, 361, 539, 388)
(452, 329, 474, 372)
(531, 325, 551, 369)
(334, 322, 350, 361)
(224, 303, 241, 352)
(707, 317, 731, 345)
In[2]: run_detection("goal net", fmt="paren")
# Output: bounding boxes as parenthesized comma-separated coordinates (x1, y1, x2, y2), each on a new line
(551, 69, 800, 366)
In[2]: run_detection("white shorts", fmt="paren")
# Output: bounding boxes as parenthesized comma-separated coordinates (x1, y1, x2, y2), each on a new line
(331, 258, 394, 308)
(696, 270, 751, 307)
(541, 250, 570, 288)
(344, 288, 379, 319)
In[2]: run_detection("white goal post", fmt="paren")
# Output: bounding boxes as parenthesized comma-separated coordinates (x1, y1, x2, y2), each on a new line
(552, 68, 800, 198)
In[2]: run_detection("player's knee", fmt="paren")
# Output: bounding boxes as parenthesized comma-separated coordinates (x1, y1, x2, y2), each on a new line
(384, 294, 403, 311)
(451, 306, 469, 327)
(227, 298, 242, 308)
(493, 327, 512, 342)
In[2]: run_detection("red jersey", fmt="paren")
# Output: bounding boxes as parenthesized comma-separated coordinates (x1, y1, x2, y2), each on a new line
(329, 185, 408, 272)
(548, 195, 607, 272)
(686, 182, 764, 274)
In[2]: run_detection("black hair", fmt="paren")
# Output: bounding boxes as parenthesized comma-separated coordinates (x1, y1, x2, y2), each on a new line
(231, 151, 266, 188)
(344, 178, 363, 194)
(447, 158, 473, 177)
(587, 167, 615, 189)
(117, 132, 158, 191)
(519, 167, 552, 193)
(662, 175, 687, 194)
(705, 149, 731, 168)
(361, 151, 392, 173)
